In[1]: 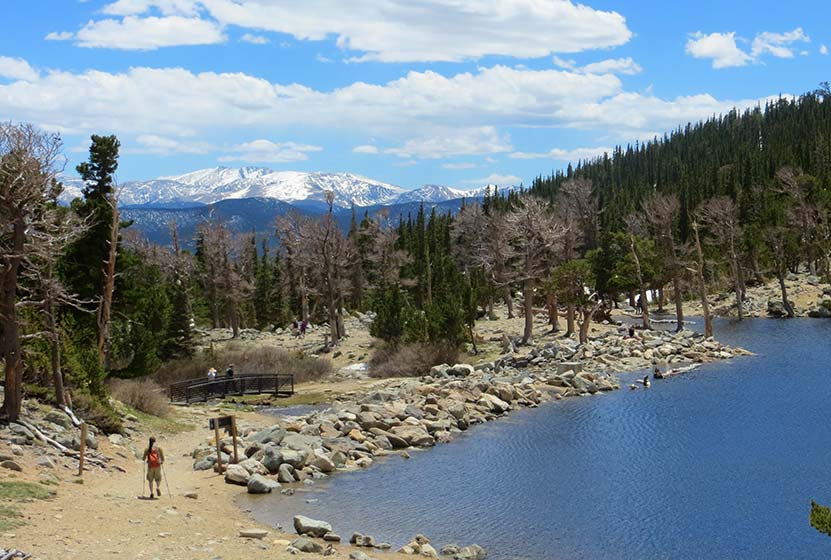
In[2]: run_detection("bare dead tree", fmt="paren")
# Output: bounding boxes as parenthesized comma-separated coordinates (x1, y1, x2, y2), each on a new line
(624, 213, 651, 329)
(0, 123, 63, 421)
(696, 196, 745, 319)
(689, 219, 713, 337)
(20, 204, 93, 407)
(559, 178, 599, 250)
(642, 192, 685, 331)
(776, 166, 827, 275)
(764, 226, 795, 318)
(504, 195, 566, 344)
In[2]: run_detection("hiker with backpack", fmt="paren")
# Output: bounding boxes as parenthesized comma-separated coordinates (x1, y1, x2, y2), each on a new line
(143, 436, 165, 499)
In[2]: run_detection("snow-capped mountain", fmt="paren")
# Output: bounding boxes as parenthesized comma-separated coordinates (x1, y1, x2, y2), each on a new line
(58, 166, 514, 209)
(392, 184, 475, 204)
(118, 167, 408, 208)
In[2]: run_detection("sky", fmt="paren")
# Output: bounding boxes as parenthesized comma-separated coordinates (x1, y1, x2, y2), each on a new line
(0, 1, 829, 190)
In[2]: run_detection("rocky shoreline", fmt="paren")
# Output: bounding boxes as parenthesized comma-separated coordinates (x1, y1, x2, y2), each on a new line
(189, 325, 748, 557)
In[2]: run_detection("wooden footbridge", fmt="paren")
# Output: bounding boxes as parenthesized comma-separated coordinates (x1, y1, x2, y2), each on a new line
(168, 374, 294, 404)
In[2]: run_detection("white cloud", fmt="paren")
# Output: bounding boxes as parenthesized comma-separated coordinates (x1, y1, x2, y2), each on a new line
(821, 44, 829, 55)
(751, 28, 809, 58)
(75, 16, 226, 50)
(132, 134, 214, 155)
(392, 160, 417, 167)
(0, 56, 38, 82)
(442, 162, 476, 170)
(92, 0, 631, 61)
(384, 127, 512, 159)
(462, 173, 521, 186)
(685, 32, 752, 68)
(687, 28, 812, 69)
(45, 31, 74, 41)
(0, 58, 778, 161)
(352, 145, 379, 154)
(509, 146, 612, 160)
(554, 56, 642, 75)
(219, 139, 322, 163)
(240, 33, 269, 45)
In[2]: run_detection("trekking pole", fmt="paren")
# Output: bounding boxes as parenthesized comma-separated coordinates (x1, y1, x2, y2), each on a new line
(142, 461, 146, 498)
(161, 463, 172, 498)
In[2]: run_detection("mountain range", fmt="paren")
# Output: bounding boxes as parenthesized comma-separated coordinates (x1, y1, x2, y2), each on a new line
(58, 167, 514, 247)
(59, 167, 494, 209)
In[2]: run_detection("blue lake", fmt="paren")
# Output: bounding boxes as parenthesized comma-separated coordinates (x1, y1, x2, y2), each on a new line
(242, 319, 831, 559)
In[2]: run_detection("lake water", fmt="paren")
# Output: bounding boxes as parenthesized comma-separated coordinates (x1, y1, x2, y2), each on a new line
(242, 319, 831, 559)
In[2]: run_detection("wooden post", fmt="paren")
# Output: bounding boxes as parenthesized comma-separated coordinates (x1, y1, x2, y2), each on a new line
(214, 422, 224, 474)
(78, 422, 88, 477)
(230, 415, 239, 465)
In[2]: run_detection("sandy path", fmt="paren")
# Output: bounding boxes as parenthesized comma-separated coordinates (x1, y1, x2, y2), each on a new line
(9, 408, 412, 560)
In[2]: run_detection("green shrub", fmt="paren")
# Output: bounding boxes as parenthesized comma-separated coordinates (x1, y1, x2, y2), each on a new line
(108, 378, 171, 417)
(811, 501, 831, 537)
(71, 391, 123, 434)
(369, 342, 459, 378)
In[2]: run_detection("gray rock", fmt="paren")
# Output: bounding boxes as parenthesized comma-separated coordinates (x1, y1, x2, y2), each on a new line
(262, 445, 283, 473)
(278, 463, 296, 483)
(453, 544, 487, 560)
(293, 515, 332, 537)
(247, 474, 280, 494)
(448, 364, 474, 377)
(108, 433, 125, 446)
(279, 448, 307, 468)
(240, 457, 269, 475)
(349, 552, 375, 560)
(9, 423, 34, 439)
(224, 464, 250, 485)
(322, 532, 341, 542)
(44, 411, 73, 429)
(251, 425, 286, 445)
(308, 452, 336, 473)
(36, 456, 56, 469)
(292, 537, 323, 553)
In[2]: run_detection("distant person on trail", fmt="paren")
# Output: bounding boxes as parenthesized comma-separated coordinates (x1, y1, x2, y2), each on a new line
(653, 364, 664, 379)
(225, 364, 234, 378)
(143, 436, 165, 499)
(207, 367, 216, 380)
(628, 326, 635, 338)
(636, 295, 643, 313)
(300, 319, 308, 338)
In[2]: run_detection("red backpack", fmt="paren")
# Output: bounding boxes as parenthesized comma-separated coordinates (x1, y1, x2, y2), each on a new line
(147, 448, 161, 468)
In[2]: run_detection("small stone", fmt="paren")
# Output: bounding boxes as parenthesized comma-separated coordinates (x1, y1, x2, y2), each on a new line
(184, 492, 198, 499)
(322, 532, 341, 542)
(1, 460, 22, 472)
(239, 528, 269, 539)
(349, 552, 375, 560)
(291, 537, 323, 553)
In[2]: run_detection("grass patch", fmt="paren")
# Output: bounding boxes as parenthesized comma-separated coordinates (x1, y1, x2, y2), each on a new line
(0, 481, 56, 531)
(0, 504, 23, 531)
(120, 403, 194, 435)
(0, 481, 55, 501)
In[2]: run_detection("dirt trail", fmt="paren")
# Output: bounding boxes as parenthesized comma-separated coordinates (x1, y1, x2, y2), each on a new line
(7, 408, 411, 560)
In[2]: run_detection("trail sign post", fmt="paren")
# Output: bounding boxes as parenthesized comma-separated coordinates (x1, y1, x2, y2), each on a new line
(209, 415, 238, 473)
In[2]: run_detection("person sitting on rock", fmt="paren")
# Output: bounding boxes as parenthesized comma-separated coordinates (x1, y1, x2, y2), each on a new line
(628, 326, 635, 338)
(142, 436, 165, 499)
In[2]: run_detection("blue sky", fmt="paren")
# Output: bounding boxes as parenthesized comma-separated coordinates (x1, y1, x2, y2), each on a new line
(0, 1, 829, 190)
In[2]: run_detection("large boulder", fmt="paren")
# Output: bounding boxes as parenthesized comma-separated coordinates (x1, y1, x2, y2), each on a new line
(224, 464, 250, 485)
(477, 393, 510, 414)
(291, 537, 324, 553)
(247, 474, 279, 494)
(390, 425, 435, 447)
(293, 515, 332, 538)
(261, 445, 283, 473)
(239, 458, 269, 475)
(251, 425, 286, 445)
(448, 364, 474, 377)
(278, 463, 296, 483)
(279, 448, 307, 468)
(767, 300, 790, 317)
(308, 451, 336, 473)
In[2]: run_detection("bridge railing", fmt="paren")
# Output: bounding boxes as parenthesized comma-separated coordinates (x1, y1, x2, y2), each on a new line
(168, 373, 294, 404)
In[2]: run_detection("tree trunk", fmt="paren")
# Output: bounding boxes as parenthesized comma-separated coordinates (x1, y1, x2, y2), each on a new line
(97, 200, 119, 370)
(547, 294, 560, 331)
(521, 279, 534, 344)
(44, 292, 66, 408)
(629, 233, 651, 330)
(672, 275, 685, 331)
(692, 223, 713, 338)
(299, 272, 309, 324)
(578, 308, 591, 344)
(503, 286, 514, 318)
(1, 218, 25, 422)
(778, 272, 795, 318)
(657, 286, 665, 312)
(566, 304, 575, 336)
